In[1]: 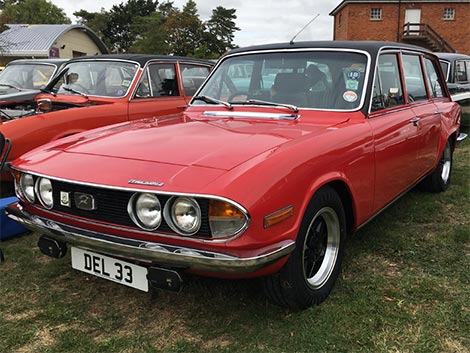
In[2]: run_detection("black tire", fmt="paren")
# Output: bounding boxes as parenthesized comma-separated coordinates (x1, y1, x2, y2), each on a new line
(420, 140, 453, 193)
(263, 186, 346, 310)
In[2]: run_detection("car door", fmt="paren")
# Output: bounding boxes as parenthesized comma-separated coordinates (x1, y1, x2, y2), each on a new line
(368, 52, 420, 212)
(128, 62, 187, 120)
(401, 53, 442, 177)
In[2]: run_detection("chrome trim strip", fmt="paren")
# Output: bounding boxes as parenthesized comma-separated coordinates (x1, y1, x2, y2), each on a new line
(203, 111, 299, 120)
(6, 205, 294, 274)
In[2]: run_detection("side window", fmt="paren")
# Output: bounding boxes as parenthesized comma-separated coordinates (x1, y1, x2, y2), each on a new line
(136, 63, 179, 98)
(424, 58, 444, 98)
(455, 60, 468, 83)
(402, 54, 428, 102)
(180, 64, 210, 96)
(371, 53, 404, 111)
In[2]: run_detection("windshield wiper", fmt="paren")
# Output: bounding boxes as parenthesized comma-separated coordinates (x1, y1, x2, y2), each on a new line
(62, 86, 88, 98)
(193, 95, 232, 110)
(231, 99, 298, 112)
(0, 83, 22, 91)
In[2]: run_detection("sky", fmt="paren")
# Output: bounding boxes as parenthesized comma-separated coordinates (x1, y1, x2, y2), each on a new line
(50, 0, 340, 47)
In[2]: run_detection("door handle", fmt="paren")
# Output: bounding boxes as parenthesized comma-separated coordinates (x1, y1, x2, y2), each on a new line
(177, 105, 188, 109)
(410, 117, 420, 126)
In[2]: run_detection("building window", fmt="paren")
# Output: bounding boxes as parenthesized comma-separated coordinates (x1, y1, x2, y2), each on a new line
(370, 8, 382, 20)
(443, 8, 455, 20)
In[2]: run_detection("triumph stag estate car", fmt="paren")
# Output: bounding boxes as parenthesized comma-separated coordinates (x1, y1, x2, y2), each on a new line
(6, 41, 461, 310)
(0, 54, 213, 179)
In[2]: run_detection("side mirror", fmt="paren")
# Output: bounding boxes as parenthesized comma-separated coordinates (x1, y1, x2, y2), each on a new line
(37, 98, 52, 112)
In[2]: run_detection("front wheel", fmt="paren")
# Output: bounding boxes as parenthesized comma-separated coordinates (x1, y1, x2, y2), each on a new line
(420, 140, 453, 193)
(263, 186, 346, 310)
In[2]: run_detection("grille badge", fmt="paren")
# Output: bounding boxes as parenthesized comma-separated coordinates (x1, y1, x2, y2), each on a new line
(60, 191, 71, 207)
(74, 192, 96, 211)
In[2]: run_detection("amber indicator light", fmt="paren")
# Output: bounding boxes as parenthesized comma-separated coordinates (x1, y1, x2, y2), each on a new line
(264, 205, 294, 229)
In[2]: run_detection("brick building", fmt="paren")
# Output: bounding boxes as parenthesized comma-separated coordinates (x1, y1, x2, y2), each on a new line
(329, 0, 470, 54)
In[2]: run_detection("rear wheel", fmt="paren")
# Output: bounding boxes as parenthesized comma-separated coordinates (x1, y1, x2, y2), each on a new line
(263, 186, 346, 310)
(420, 140, 453, 193)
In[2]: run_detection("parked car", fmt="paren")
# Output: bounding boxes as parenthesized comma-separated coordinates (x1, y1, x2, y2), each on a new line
(0, 54, 213, 179)
(0, 59, 67, 109)
(436, 52, 470, 129)
(6, 41, 461, 310)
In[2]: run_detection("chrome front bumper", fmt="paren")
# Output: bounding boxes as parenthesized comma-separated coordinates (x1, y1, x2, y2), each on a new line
(6, 203, 295, 274)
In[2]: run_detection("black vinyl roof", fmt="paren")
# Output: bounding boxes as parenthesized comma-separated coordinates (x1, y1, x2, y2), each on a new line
(226, 41, 433, 57)
(66, 54, 214, 67)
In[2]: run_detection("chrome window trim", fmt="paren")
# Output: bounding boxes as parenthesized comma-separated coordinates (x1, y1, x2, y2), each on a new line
(367, 47, 441, 115)
(12, 167, 251, 243)
(190, 48, 372, 113)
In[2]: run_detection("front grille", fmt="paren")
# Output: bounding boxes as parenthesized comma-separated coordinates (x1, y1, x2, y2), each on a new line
(41, 179, 212, 238)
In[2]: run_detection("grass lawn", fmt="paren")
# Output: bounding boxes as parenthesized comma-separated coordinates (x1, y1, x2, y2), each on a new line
(1, 132, 468, 353)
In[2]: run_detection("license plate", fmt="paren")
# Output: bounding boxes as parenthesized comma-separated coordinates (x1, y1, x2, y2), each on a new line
(71, 247, 149, 292)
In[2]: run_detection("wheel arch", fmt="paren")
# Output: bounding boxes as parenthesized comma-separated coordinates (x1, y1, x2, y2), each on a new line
(307, 179, 356, 236)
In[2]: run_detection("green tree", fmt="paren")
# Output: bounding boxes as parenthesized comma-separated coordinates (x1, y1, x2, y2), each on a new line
(164, 0, 204, 56)
(0, 0, 70, 24)
(129, 12, 169, 54)
(205, 6, 239, 56)
(102, 0, 159, 53)
(72, 0, 239, 58)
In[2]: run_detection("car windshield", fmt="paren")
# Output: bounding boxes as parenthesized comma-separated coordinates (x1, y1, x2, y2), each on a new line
(0, 63, 56, 92)
(194, 50, 369, 111)
(51, 61, 139, 97)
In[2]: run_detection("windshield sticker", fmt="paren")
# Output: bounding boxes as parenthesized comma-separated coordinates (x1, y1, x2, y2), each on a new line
(347, 71, 361, 80)
(346, 79, 359, 90)
(343, 91, 358, 103)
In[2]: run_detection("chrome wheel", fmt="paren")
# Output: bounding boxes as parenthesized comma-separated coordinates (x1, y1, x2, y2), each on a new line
(302, 207, 340, 289)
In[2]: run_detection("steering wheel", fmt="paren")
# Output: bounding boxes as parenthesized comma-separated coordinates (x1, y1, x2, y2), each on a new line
(69, 83, 89, 94)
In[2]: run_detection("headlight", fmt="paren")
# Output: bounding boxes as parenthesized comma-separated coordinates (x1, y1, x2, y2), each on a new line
(165, 197, 201, 235)
(36, 177, 53, 209)
(208, 200, 248, 238)
(128, 193, 162, 230)
(19, 173, 35, 203)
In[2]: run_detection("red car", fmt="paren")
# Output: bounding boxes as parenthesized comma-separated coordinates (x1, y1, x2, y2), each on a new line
(0, 54, 213, 179)
(7, 42, 461, 310)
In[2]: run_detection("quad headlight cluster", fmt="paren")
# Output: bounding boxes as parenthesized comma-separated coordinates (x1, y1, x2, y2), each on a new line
(18, 173, 53, 209)
(15, 172, 249, 239)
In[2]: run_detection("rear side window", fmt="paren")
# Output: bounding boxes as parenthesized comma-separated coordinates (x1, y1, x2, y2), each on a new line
(136, 63, 180, 98)
(402, 54, 428, 102)
(371, 53, 404, 111)
(455, 60, 469, 83)
(424, 58, 444, 98)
